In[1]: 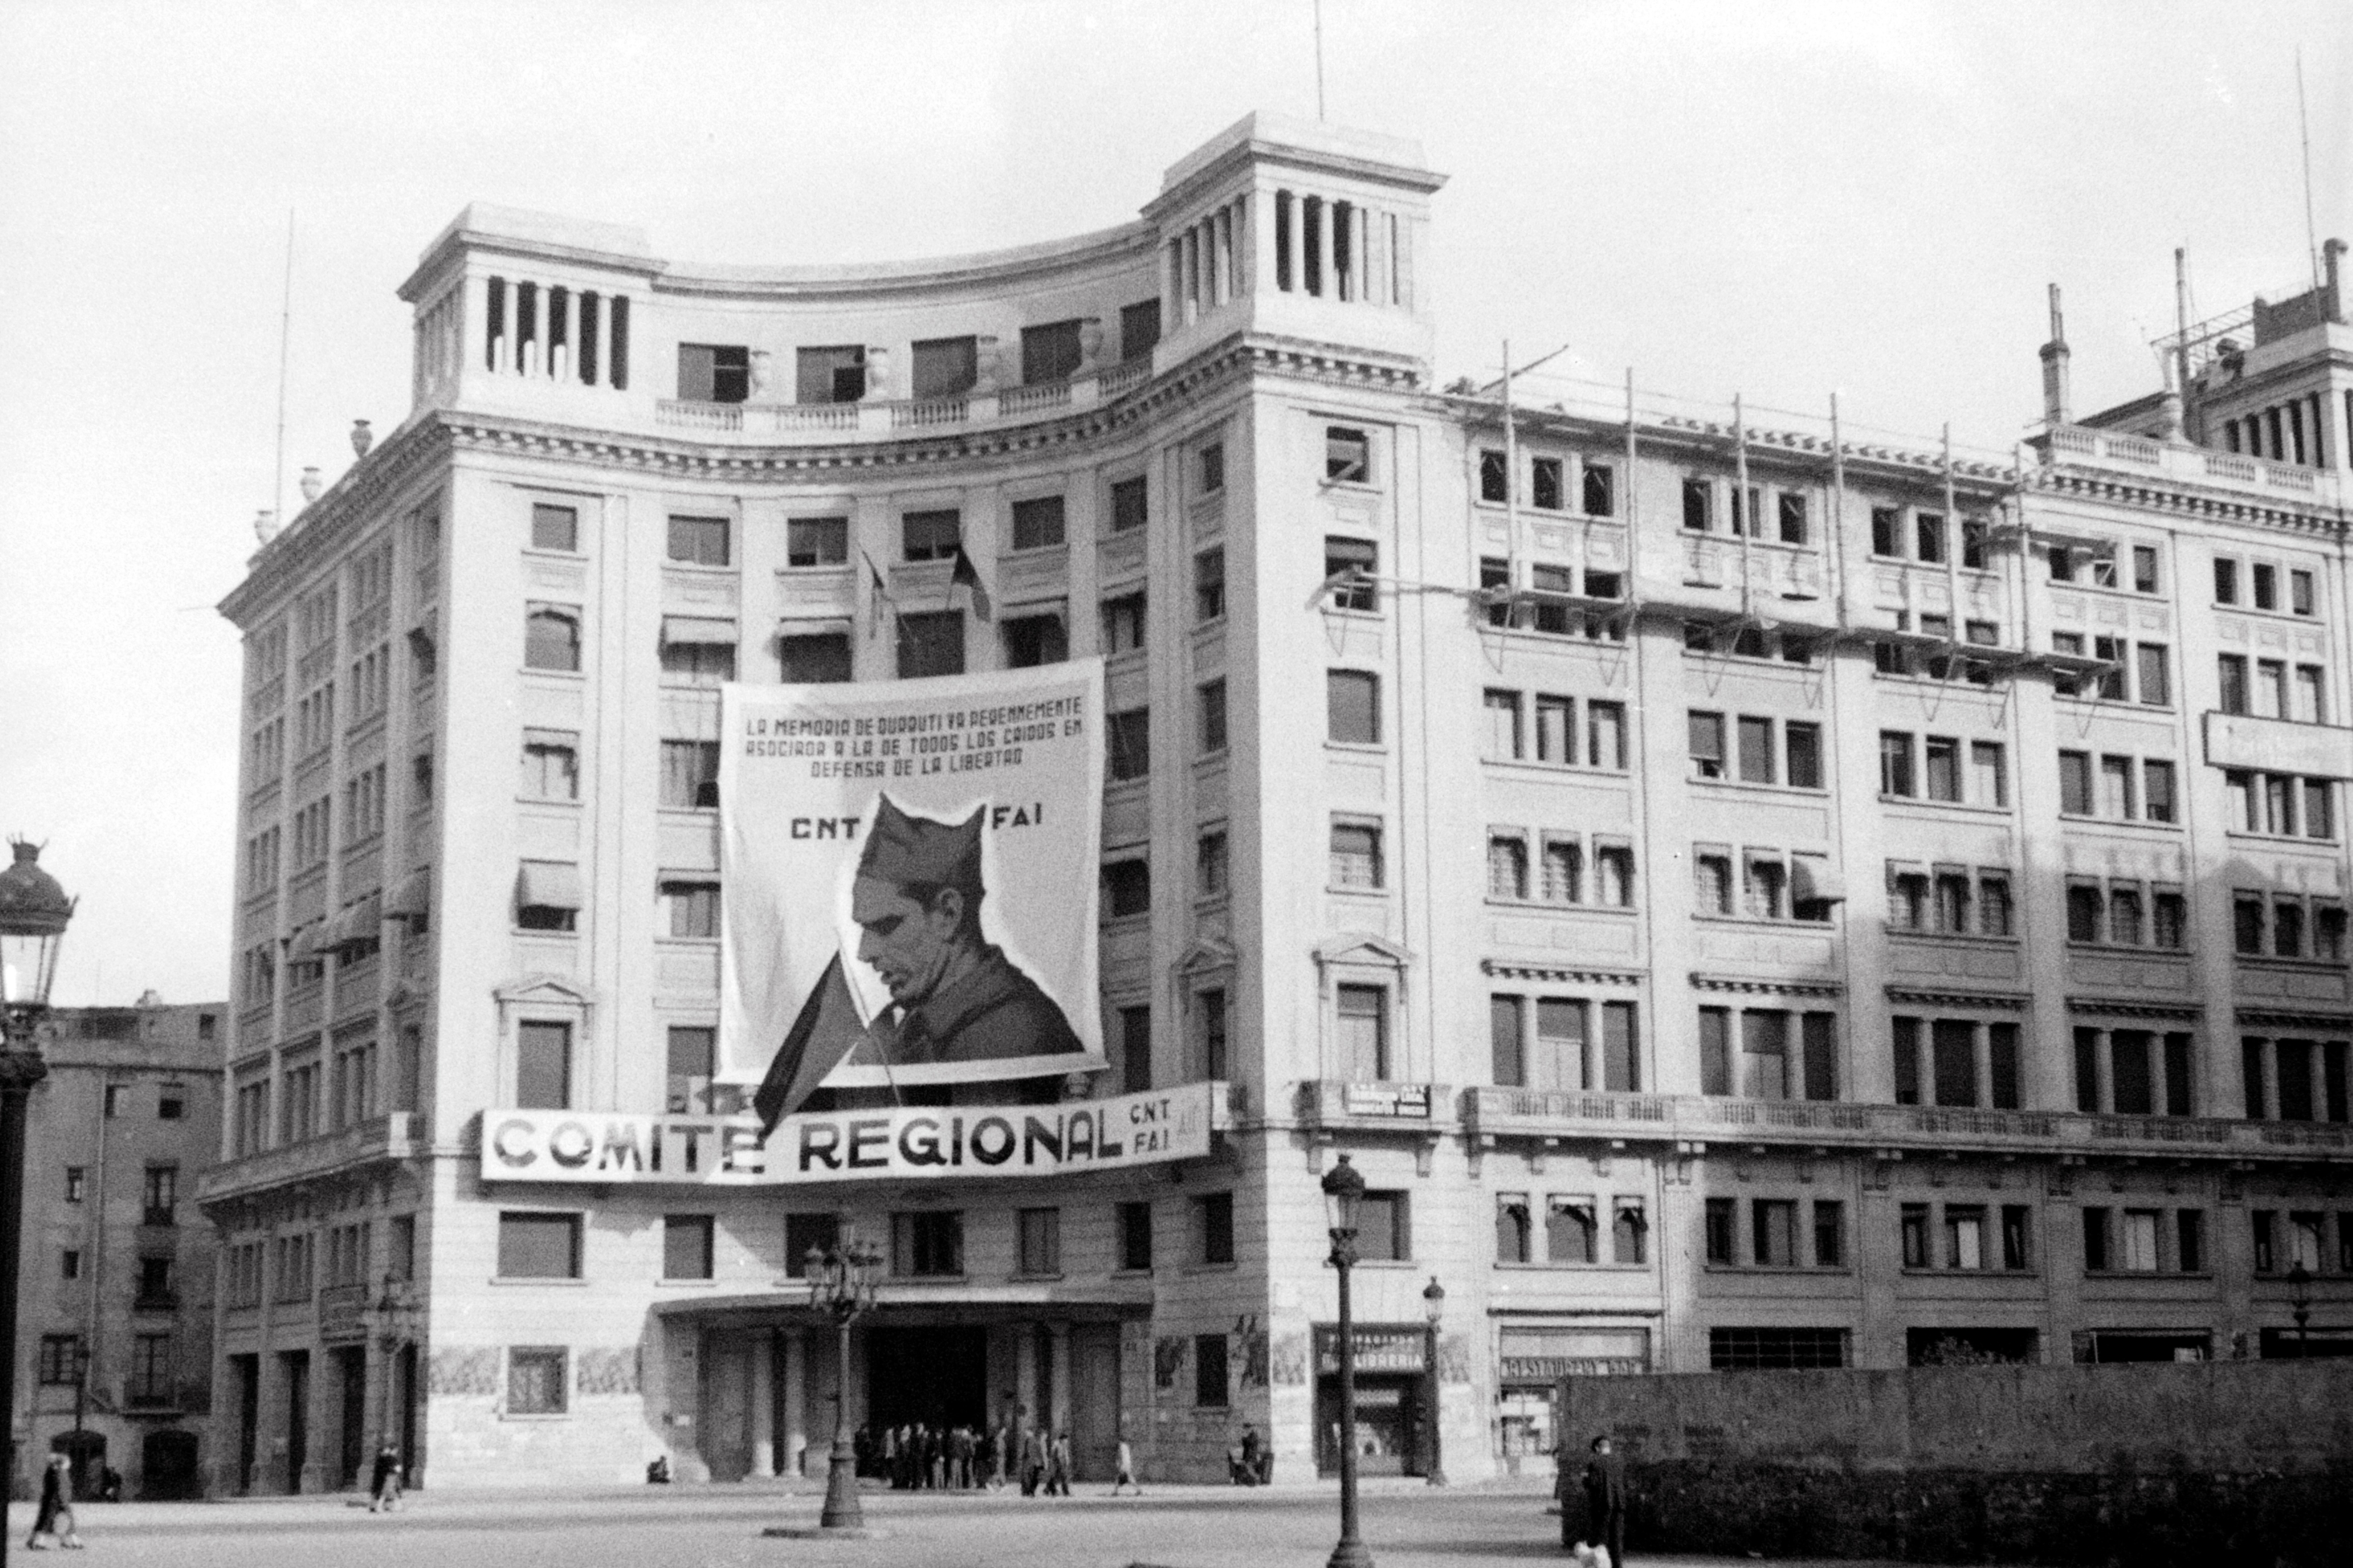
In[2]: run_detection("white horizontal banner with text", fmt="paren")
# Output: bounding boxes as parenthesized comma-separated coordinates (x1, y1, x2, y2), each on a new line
(479, 1083, 1220, 1186)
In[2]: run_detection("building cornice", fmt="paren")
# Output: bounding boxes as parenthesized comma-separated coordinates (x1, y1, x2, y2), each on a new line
(2033, 464, 2346, 536)
(2066, 997, 2205, 1021)
(1885, 987, 2030, 1011)
(218, 417, 454, 627)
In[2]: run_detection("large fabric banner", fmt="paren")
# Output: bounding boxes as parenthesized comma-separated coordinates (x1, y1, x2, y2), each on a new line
(719, 661, 1106, 1128)
(477, 1084, 1219, 1186)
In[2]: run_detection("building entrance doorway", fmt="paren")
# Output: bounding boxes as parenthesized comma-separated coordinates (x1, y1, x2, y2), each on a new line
(231, 1354, 259, 1493)
(282, 1350, 310, 1492)
(864, 1327, 987, 1433)
(334, 1347, 368, 1487)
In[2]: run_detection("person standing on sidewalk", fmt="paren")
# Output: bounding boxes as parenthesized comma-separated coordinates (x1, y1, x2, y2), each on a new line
(368, 1441, 404, 1513)
(1575, 1434, 1629, 1568)
(1019, 1424, 1046, 1497)
(1045, 1430, 1072, 1496)
(1108, 1437, 1140, 1496)
(25, 1453, 82, 1550)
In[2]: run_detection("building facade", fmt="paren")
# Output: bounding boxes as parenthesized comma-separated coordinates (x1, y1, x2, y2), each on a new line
(205, 113, 2353, 1494)
(12, 996, 223, 1499)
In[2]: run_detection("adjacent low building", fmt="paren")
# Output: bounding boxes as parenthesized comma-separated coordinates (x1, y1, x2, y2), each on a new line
(11, 995, 223, 1498)
(204, 111, 2352, 1495)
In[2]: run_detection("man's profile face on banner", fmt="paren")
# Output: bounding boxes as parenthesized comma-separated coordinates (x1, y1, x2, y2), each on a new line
(852, 875, 967, 1008)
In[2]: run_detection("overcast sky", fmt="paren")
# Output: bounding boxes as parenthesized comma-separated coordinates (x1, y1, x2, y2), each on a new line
(1, 0, 2345, 1008)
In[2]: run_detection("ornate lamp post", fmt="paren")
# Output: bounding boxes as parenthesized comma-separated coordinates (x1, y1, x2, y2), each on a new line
(1421, 1275, 1446, 1487)
(374, 1274, 421, 1469)
(806, 1236, 883, 1532)
(2286, 1261, 2313, 1358)
(1, 841, 74, 1544)
(1322, 1152, 1372, 1568)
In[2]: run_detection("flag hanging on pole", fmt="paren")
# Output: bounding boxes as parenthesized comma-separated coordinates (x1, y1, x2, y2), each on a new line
(862, 550, 889, 641)
(950, 545, 992, 623)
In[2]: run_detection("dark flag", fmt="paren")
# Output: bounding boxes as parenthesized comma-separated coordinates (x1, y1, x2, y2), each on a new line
(753, 951, 868, 1137)
(863, 550, 889, 640)
(950, 545, 992, 623)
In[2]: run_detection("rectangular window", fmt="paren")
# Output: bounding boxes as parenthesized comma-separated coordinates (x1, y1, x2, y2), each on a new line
(1197, 679, 1227, 755)
(666, 514, 730, 567)
(1479, 449, 1508, 504)
(780, 632, 854, 684)
(1531, 456, 1565, 511)
(1326, 426, 1371, 484)
(2253, 562, 2278, 610)
(1016, 1207, 1062, 1276)
(522, 731, 581, 801)
(1121, 299, 1162, 362)
(1102, 857, 1151, 919)
(497, 1212, 582, 1279)
(1491, 835, 1531, 901)
(1901, 1203, 1932, 1269)
(1198, 987, 1229, 1081)
(1357, 1191, 1410, 1262)
(2292, 569, 2316, 615)
(909, 335, 979, 399)
(1496, 1193, 1532, 1263)
(2218, 654, 2249, 715)
(1547, 1197, 1597, 1264)
(2132, 544, 2159, 594)
(1915, 511, 1946, 564)
(1109, 476, 1149, 535)
(1737, 716, 1777, 784)
(1683, 479, 1713, 532)
(516, 1021, 571, 1111)
(890, 1211, 965, 1277)
(901, 508, 961, 562)
(2058, 750, 2093, 815)
(1871, 506, 1900, 556)
(663, 1215, 714, 1281)
(896, 611, 965, 678)
(659, 739, 719, 810)
(524, 605, 580, 672)
(1336, 984, 1389, 1079)
(1327, 670, 1380, 745)
(677, 343, 749, 404)
(1690, 711, 1726, 778)
(38, 1335, 81, 1386)
(508, 1346, 569, 1415)
(660, 879, 720, 940)
(1705, 1198, 1736, 1264)
(1778, 492, 1808, 544)
(1101, 590, 1147, 653)
(1491, 996, 1527, 1087)
(1198, 441, 1224, 495)
(2236, 895, 2266, 955)
(2215, 557, 2240, 603)
(1117, 1202, 1153, 1272)
(1330, 822, 1383, 889)
(1194, 1333, 1230, 1408)
(666, 1025, 717, 1114)
(783, 1213, 840, 1278)
(1020, 321, 1084, 386)
(1194, 548, 1225, 622)
(2137, 644, 2170, 706)
(1107, 708, 1151, 782)
(1582, 463, 1616, 517)
(784, 515, 850, 568)
(1116, 1005, 1151, 1095)
(1007, 496, 1066, 553)
(1612, 1200, 1647, 1264)
(142, 1166, 177, 1226)
(1588, 703, 1627, 770)
(1924, 736, 1961, 802)
(1752, 1200, 1797, 1266)
(1195, 1192, 1235, 1265)
(1196, 829, 1228, 900)
(530, 502, 579, 552)
(1880, 732, 1915, 797)
(2121, 1210, 2161, 1272)
(1325, 536, 1378, 612)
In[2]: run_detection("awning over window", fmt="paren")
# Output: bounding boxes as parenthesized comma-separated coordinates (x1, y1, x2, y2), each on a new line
(516, 861, 585, 911)
(661, 615, 738, 646)
(384, 867, 431, 921)
(289, 923, 326, 961)
(1792, 859, 1847, 905)
(325, 892, 382, 950)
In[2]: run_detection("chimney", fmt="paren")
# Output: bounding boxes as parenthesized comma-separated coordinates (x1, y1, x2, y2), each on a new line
(2327, 238, 2346, 323)
(2157, 353, 2185, 442)
(2039, 283, 2071, 428)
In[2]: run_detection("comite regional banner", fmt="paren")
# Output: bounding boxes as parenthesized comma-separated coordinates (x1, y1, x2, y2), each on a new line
(719, 660, 1107, 1130)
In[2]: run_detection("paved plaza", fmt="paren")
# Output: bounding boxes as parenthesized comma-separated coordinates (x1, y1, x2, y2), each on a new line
(0, 1479, 1920, 1568)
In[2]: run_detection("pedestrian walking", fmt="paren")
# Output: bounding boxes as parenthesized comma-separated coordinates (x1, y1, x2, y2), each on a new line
(1108, 1437, 1140, 1496)
(25, 1453, 82, 1550)
(1020, 1424, 1045, 1496)
(1570, 1434, 1628, 1568)
(1045, 1431, 1072, 1496)
(367, 1441, 404, 1512)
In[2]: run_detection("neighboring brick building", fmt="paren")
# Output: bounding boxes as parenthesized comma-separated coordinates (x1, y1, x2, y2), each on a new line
(11, 994, 223, 1498)
(205, 110, 2351, 1495)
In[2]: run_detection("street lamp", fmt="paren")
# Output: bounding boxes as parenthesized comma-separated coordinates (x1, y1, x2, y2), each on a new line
(1322, 1152, 1372, 1568)
(2286, 1261, 2313, 1358)
(1421, 1275, 1446, 1488)
(1, 840, 74, 1546)
(805, 1236, 883, 1532)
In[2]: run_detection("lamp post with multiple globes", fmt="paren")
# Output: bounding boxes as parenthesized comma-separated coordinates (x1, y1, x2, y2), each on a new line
(0, 841, 76, 1562)
(1321, 1152, 1372, 1568)
(806, 1237, 883, 1532)
(2286, 1261, 2313, 1358)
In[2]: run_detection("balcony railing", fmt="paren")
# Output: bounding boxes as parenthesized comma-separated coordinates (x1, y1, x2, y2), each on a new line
(194, 1112, 419, 1207)
(1458, 1086, 2353, 1164)
(2046, 424, 2338, 502)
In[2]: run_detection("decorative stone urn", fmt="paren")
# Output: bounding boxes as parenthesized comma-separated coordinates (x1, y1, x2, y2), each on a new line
(350, 419, 374, 457)
(299, 466, 323, 504)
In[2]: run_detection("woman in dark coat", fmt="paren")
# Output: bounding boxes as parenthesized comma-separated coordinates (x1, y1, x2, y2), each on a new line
(1577, 1435, 1628, 1567)
(27, 1452, 82, 1549)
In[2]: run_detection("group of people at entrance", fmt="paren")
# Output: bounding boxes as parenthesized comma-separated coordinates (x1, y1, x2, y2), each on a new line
(852, 1422, 1083, 1496)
